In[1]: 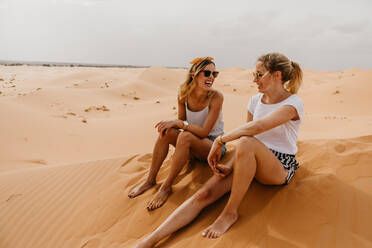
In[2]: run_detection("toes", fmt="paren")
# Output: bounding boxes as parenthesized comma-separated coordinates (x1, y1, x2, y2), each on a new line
(146, 201, 153, 211)
(147, 199, 159, 211)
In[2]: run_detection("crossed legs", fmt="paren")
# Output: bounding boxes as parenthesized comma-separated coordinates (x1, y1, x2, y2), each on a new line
(133, 136, 289, 247)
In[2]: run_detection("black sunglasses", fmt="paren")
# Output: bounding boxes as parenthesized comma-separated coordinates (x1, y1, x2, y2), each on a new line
(202, 70, 219, 78)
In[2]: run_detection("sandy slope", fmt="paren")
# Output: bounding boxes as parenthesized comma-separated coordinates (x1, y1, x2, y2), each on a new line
(0, 65, 371, 248)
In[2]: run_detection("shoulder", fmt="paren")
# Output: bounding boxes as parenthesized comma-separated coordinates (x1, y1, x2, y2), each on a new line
(210, 90, 224, 104)
(178, 95, 186, 105)
(287, 94, 304, 106)
(252, 93, 263, 100)
(248, 93, 263, 105)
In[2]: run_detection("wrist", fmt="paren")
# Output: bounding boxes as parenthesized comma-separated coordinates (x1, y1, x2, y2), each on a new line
(182, 120, 189, 130)
(176, 119, 183, 129)
(217, 135, 225, 146)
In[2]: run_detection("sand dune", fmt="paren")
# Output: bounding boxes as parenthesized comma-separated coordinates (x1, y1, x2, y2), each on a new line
(0, 65, 371, 247)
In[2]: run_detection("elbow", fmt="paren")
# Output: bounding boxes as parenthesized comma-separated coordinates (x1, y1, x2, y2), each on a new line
(199, 129, 211, 139)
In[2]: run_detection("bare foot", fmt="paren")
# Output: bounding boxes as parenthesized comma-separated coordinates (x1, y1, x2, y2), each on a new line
(146, 187, 172, 211)
(201, 211, 239, 239)
(215, 163, 233, 178)
(133, 236, 155, 248)
(128, 181, 155, 198)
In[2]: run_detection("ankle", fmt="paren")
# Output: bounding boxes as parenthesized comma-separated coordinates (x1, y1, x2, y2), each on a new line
(222, 209, 239, 217)
(145, 179, 156, 185)
(159, 184, 172, 193)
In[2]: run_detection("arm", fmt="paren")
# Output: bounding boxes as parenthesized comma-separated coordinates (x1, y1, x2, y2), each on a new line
(155, 96, 186, 136)
(246, 110, 253, 123)
(208, 105, 299, 171)
(220, 105, 299, 144)
(182, 91, 224, 138)
(177, 96, 186, 121)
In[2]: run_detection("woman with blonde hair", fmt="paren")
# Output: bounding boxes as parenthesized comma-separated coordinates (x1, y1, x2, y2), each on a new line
(133, 52, 304, 247)
(128, 57, 225, 211)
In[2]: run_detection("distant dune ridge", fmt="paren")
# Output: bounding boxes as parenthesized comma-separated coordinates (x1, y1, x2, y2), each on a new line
(0, 65, 371, 248)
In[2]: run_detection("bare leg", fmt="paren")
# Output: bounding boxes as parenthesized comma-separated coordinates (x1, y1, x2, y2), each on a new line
(128, 129, 180, 198)
(147, 131, 213, 210)
(202, 137, 288, 239)
(133, 174, 233, 248)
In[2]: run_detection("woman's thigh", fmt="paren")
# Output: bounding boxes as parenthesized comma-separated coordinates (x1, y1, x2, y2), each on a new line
(239, 137, 288, 185)
(189, 136, 213, 161)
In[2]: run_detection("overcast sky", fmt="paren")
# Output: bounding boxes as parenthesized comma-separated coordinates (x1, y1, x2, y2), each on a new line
(0, 0, 371, 70)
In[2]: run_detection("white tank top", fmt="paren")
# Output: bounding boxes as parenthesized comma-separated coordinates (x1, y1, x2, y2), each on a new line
(185, 100, 224, 137)
(247, 93, 304, 154)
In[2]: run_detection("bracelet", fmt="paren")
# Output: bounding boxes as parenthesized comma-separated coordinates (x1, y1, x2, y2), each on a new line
(217, 135, 225, 145)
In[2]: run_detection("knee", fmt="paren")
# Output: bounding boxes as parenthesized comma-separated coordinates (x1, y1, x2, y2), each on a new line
(176, 131, 194, 147)
(235, 136, 256, 157)
(159, 128, 177, 142)
(193, 187, 213, 203)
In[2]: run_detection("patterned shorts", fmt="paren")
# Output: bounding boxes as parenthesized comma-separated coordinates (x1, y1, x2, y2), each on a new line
(270, 149, 299, 185)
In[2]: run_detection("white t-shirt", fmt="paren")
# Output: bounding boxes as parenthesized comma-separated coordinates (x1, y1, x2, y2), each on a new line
(247, 93, 304, 155)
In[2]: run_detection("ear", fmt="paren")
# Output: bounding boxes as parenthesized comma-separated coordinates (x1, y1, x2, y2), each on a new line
(190, 73, 195, 79)
(275, 71, 282, 81)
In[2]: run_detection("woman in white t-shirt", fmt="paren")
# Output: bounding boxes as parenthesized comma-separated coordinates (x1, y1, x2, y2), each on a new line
(133, 53, 303, 248)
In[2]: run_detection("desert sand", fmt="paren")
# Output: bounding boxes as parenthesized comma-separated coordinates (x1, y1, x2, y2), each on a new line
(0, 65, 371, 248)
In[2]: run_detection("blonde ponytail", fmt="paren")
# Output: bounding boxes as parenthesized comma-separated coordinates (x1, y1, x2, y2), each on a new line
(286, 61, 302, 94)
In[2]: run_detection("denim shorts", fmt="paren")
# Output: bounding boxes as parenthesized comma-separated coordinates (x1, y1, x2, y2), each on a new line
(270, 149, 299, 184)
(208, 135, 227, 158)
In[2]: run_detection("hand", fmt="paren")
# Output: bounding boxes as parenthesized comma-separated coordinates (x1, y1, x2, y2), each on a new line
(214, 163, 233, 178)
(155, 120, 176, 137)
(207, 140, 223, 174)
